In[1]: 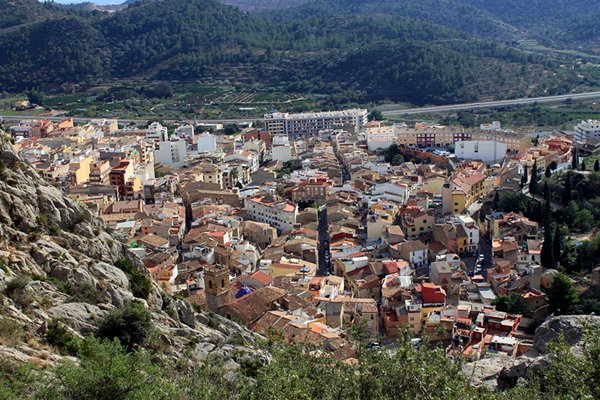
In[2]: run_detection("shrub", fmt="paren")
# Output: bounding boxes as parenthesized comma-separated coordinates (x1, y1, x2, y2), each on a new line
(4, 276, 32, 309)
(96, 302, 152, 351)
(0, 317, 26, 346)
(69, 280, 98, 304)
(114, 259, 151, 299)
(45, 322, 79, 356)
(38, 337, 178, 400)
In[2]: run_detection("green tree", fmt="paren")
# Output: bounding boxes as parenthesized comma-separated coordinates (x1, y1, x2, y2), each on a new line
(529, 161, 538, 195)
(572, 148, 579, 170)
(493, 190, 500, 205)
(545, 166, 551, 178)
(540, 224, 555, 268)
(562, 175, 572, 205)
(147, 82, 173, 98)
(96, 302, 152, 351)
(581, 160, 587, 171)
(594, 159, 599, 172)
(223, 124, 240, 134)
(492, 293, 531, 316)
(26, 89, 44, 106)
(39, 337, 178, 400)
(114, 259, 151, 299)
(553, 226, 561, 264)
(546, 273, 578, 315)
(368, 109, 383, 121)
(391, 154, 405, 165)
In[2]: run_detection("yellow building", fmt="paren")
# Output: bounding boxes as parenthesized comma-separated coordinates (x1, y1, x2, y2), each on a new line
(268, 259, 317, 278)
(442, 169, 486, 215)
(69, 156, 93, 185)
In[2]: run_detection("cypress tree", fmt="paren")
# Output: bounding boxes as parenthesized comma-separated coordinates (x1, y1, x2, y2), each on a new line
(493, 191, 500, 205)
(594, 159, 599, 172)
(581, 160, 586, 171)
(562, 175, 572, 205)
(540, 224, 555, 268)
(553, 227, 561, 265)
(545, 166, 551, 178)
(544, 181, 550, 202)
(529, 161, 538, 194)
(572, 148, 578, 169)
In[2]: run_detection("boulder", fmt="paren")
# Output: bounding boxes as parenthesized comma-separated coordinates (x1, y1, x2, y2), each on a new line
(48, 303, 108, 334)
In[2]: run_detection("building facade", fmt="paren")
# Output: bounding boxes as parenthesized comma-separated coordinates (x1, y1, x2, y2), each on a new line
(264, 109, 368, 138)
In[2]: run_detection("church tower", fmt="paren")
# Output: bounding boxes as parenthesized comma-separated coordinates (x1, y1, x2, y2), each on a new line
(204, 265, 230, 313)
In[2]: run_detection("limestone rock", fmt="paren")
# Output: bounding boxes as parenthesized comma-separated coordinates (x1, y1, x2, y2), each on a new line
(48, 303, 108, 334)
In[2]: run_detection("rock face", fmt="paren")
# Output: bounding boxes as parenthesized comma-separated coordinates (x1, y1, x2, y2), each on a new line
(0, 135, 265, 367)
(464, 315, 600, 390)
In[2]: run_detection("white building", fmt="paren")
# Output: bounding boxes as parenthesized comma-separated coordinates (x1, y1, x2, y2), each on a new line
(369, 182, 412, 204)
(146, 122, 168, 142)
(264, 109, 368, 138)
(366, 126, 396, 151)
(574, 119, 600, 143)
(244, 194, 298, 233)
(270, 135, 293, 162)
(455, 140, 507, 164)
(480, 121, 502, 131)
(155, 138, 187, 168)
(456, 215, 479, 253)
(174, 125, 194, 139)
(196, 132, 217, 153)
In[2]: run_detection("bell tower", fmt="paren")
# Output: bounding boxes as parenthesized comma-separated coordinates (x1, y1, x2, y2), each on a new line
(204, 265, 230, 313)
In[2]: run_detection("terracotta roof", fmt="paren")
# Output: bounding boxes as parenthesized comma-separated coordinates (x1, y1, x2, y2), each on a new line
(225, 286, 286, 324)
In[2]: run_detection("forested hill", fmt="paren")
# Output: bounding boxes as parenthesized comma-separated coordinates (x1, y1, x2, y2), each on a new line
(462, 0, 600, 43)
(0, 0, 593, 105)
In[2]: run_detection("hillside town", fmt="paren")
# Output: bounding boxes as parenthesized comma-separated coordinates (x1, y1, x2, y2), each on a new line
(3, 109, 599, 361)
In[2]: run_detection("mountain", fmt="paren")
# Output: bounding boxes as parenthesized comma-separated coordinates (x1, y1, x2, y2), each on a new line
(462, 0, 600, 43)
(0, 0, 594, 105)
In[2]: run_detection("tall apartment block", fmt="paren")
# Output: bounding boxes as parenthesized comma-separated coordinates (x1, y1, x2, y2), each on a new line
(574, 120, 600, 143)
(264, 109, 368, 138)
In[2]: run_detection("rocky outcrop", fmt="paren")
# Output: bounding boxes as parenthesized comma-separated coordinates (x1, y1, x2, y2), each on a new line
(0, 135, 266, 368)
(464, 315, 600, 390)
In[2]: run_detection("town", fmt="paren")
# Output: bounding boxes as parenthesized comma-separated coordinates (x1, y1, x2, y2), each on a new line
(4, 107, 600, 362)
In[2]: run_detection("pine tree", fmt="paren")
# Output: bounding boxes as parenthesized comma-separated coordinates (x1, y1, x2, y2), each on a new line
(594, 159, 599, 172)
(547, 273, 578, 315)
(581, 160, 586, 171)
(540, 224, 555, 268)
(529, 161, 538, 194)
(572, 148, 578, 169)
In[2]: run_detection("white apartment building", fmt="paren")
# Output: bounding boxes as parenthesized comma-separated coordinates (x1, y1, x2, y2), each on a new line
(196, 132, 217, 153)
(145, 122, 168, 142)
(574, 120, 600, 143)
(244, 194, 298, 233)
(264, 109, 368, 138)
(455, 140, 508, 164)
(155, 138, 187, 168)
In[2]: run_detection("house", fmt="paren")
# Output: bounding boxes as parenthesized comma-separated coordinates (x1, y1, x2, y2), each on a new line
(392, 240, 429, 269)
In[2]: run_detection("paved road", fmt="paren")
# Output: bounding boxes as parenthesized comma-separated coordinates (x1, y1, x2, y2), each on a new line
(383, 91, 600, 116)
(4, 91, 600, 123)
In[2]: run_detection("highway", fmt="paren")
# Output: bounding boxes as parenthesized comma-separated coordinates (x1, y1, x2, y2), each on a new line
(383, 91, 600, 116)
(3, 91, 600, 123)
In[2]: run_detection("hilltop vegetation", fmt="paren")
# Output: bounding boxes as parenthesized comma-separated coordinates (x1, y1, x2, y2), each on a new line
(0, 0, 596, 106)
